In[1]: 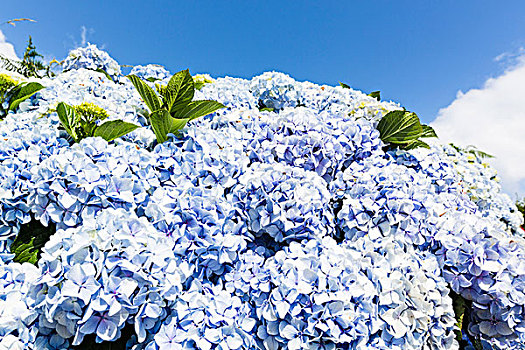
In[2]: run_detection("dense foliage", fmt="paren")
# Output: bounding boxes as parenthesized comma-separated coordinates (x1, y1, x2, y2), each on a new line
(0, 44, 523, 350)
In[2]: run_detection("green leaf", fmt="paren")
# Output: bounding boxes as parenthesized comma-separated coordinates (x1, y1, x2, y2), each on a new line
(173, 100, 225, 121)
(368, 91, 381, 101)
(146, 77, 159, 82)
(126, 75, 161, 113)
(8, 81, 44, 111)
(421, 124, 438, 138)
(194, 81, 205, 90)
(404, 139, 430, 150)
(93, 120, 140, 142)
(449, 143, 462, 152)
(95, 68, 114, 82)
(82, 121, 98, 138)
(450, 291, 483, 350)
(149, 109, 188, 143)
(451, 291, 468, 347)
(259, 107, 274, 112)
(10, 220, 56, 265)
(56, 102, 78, 141)
(449, 143, 494, 159)
(468, 148, 494, 159)
(166, 69, 194, 111)
(339, 82, 350, 89)
(377, 110, 423, 145)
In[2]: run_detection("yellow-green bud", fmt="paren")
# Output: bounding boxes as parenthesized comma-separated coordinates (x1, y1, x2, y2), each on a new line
(0, 74, 17, 96)
(74, 102, 109, 122)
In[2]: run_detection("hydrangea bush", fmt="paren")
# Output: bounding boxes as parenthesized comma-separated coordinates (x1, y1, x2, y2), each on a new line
(0, 43, 523, 350)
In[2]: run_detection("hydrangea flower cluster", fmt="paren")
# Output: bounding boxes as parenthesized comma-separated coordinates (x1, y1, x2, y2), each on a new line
(62, 44, 121, 79)
(391, 144, 524, 235)
(441, 144, 524, 234)
(145, 183, 248, 279)
(0, 112, 67, 251)
(153, 125, 250, 193)
(330, 150, 525, 347)
(28, 209, 188, 347)
(27, 137, 160, 231)
(0, 261, 39, 349)
(0, 45, 523, 350)
(128, 282, 256, 350)
(129, 65, 170, 82)
(435, 212, 525, 348)
(250, 72, 301, 110)
(329, 153, 475, 248)
(230, 162, 333, 244)
(244, 107, 382, 181)
(196, 76, 258, 109)
(225, 237, 457, 349)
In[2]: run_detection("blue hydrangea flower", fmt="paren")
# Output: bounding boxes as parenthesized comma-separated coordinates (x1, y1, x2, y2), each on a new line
(0, 261, 40, 349)
(153, 126, 250, 193)
(0, 113, 68, 253)
(128, 282, 256, 350)
(434, 212, 525, 346)
(62, 44, 121, 79)
(27, 137, 160, 232)
(27, 209, 188, 346)
(440, 144, 524, 234)
(145, 183, 247, 279)
(229, 162, 334, 244)
(224, 236, 457, 349)
(244, 107, 382, 181)
(130, 65, 170, 82)
(329, 153, 471, 248)
(393, 145, 524, 235)
(196, 76, 257, 110)
(250, 72, 301, 110)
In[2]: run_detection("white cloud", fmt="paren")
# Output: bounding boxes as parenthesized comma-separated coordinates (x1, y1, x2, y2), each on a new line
(431, 54, 525, 198)
(68, 26, 95, 49)
(0, 29, 18, 60)
(80, 26, 88, 46)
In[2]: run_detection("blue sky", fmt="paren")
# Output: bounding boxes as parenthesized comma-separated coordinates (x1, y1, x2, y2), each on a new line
(1, 1, 525, 123)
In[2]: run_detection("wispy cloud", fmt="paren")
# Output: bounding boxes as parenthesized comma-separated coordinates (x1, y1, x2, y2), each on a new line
(80, 25, 95, 46)
(494, 47, 525, 65)
(81, 26, 87, 46)
(431, 51, 525, 198)
(66, 26, 95, 49)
